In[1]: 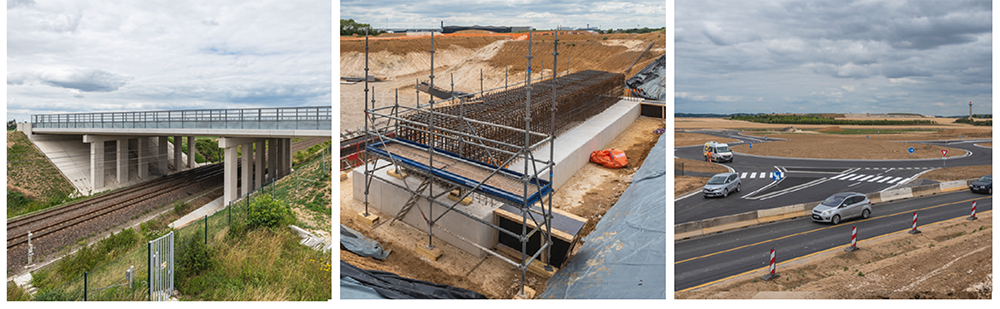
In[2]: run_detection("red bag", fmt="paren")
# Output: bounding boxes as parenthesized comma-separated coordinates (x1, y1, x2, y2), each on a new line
(590, 148, 628, 169)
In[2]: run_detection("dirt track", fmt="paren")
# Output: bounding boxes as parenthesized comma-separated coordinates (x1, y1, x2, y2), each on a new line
(676, 211, 992, 299)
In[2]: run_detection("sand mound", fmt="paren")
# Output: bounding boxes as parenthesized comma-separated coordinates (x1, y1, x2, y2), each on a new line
(816, 126, 844, 132)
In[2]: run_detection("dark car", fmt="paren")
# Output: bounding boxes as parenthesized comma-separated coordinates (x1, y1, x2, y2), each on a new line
(969, 175, 992, 194)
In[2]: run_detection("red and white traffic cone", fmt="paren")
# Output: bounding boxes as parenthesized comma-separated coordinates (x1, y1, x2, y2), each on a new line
(967, 201, 978, 221)
(908, 212, 921, 234)
(845, 226, 859, 252)
(761, 248, 779, 281)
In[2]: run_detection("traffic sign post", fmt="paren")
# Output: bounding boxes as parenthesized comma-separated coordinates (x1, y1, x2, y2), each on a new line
(771, 171, 782, 189)
(941, 149, 948, 168)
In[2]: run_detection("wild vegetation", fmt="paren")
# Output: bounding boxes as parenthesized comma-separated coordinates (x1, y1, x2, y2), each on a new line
(7, 131, 76, 218)
(730, 114, 936, 125)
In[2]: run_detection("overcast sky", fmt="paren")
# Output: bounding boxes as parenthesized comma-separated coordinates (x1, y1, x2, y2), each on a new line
(5, 0, 331, 122)
(340, 0, 666, 31)
(676, 0, 992, 116)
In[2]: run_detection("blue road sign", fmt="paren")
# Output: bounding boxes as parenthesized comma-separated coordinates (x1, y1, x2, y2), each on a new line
(749, 143, 753, 149)
(771, 171, 782, 181)
(908, 147, 915, 154)
(866, 135, 869, 140)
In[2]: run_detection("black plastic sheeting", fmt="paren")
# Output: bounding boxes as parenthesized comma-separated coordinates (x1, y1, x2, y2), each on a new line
(540, 132, 666, 299)
(625, 55, 666, 101)
(340, 224, 390, 260)
(340, 261, 487, 299)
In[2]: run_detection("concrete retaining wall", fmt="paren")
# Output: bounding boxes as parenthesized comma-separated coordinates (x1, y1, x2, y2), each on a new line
(675, 178, 977, 240)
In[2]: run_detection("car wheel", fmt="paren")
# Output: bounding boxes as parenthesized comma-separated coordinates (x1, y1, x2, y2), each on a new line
(736, 183, 741, 192)
(723, 188, 728, 198)
(831, 215, 841, 225)
(862, 209, 870, 219)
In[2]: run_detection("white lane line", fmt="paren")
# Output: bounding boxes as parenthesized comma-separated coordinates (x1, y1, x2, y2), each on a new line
(846, 174, 866, 181)
(751, 178, 831, 200)
(885, 177, 903, 183)
(741, 172, 748, 178)
(749, 173, 757, 179)
(857, 175, 875, 182)
(877, 177, 892, 183)
(836, 174, 856, 181)
(868, 176, 884, 182)
(829, 174, 847, 180)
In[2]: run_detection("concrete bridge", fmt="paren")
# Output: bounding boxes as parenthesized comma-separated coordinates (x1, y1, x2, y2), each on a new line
(21, 106, 331, 205)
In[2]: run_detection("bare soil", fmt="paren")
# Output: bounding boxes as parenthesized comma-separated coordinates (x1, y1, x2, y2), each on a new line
(732, 133, 971, 160)
(674, 117, 988, 130)
(676, 212, 992, 299)
(340, 33, 666, 130)
(674, 175, 709, 197)
(674, 132, 740, 147)
(339, 116, 663, 298)
(919, 165, 993, 182)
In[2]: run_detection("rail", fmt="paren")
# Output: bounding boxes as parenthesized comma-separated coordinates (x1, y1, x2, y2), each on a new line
(32, 106, 331, 131)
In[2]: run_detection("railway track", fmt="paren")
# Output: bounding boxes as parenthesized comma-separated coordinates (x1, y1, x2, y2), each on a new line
(7, 163, 226, 273)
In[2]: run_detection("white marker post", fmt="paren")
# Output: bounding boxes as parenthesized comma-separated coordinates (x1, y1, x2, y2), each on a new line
(941, 149, 948, 168)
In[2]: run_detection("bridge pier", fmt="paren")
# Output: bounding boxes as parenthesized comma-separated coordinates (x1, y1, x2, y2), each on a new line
(117, 138, 128, 184)
(187, 136, 196, 168)
(158, 136, 168, 175)
(241, 143, 251, 196)
(220, 137, 262, 205)
(138, 137, 149, 179)
(268, 138, 278, 181)
(255, 139, 264, 190)
(90, 141, 105, 191)
(173, 136, 183, 171)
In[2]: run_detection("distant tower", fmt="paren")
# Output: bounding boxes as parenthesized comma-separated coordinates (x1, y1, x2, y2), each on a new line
(969, 101, 973, 119)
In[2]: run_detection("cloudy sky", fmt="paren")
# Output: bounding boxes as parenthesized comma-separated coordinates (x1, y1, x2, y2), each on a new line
(676, 0, 992, 116)
(340, 0, 666, 31)
(5, 0, 331, 122)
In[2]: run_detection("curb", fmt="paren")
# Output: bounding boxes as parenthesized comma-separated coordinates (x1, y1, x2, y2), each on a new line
(674, 178, 978, 241)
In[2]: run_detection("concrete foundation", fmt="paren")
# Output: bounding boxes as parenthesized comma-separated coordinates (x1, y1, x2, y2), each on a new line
(352, 160, 500, 258)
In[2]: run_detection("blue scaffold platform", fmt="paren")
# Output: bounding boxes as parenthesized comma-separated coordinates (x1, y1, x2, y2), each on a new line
(366, 138, 552, 207)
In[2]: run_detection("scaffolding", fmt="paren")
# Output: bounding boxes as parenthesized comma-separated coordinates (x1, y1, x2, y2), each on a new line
(359, 28, 622, 297)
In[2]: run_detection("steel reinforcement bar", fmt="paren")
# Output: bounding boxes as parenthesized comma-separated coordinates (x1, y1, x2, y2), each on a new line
(397, 69, 623, 165)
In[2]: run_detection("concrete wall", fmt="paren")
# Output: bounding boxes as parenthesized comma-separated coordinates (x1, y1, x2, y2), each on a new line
(352, 160, 499, 258)
(512, 98, 640, 190)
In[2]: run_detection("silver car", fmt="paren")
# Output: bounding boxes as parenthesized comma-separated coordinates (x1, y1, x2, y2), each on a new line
(703, 172, 741, 198)
(811, 192, 872, 225)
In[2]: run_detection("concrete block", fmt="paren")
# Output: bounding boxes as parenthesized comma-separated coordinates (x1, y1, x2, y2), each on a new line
(880, 188, 913, 203)
(415, 244, 443, 261)
(674, 221, 703, 234)
(352, 160, 500, 258)
(757, 204, 805, 219)
(674, 229, 704, 241)
(702, 219, 757, 235)
(911, 184, 940, 197)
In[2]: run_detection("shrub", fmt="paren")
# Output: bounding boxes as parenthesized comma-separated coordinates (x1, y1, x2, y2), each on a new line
(177, 234, 215, 277)
(247, 195, 293, 230)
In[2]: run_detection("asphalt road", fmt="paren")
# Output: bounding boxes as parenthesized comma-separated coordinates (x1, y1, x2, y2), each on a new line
(674, 191, 992, 291)
(675, 130, 992, 223)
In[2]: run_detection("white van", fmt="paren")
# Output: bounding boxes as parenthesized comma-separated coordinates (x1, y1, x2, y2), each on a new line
(703, 141, 734, 163)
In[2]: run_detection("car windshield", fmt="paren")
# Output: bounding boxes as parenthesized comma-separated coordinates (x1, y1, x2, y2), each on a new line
(822, 195, 847, 206)
(707, 175, 728, 184)
(978, 176, 992, 183)
(717, 146, 730, 152)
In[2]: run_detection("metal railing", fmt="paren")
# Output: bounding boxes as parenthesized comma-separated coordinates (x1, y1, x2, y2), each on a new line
(32, 106, 332, 131)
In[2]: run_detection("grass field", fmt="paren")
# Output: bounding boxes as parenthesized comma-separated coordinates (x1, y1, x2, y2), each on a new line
(7, 131, 76, 218)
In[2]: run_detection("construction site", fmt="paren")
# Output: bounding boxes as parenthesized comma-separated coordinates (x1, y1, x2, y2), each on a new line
(339, 29, 667, 299)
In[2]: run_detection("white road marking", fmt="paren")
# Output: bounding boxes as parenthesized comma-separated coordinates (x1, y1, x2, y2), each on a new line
(830, 174, 848, 180)
(885, 177, 903, 183)
(877, 177, 892, 183)
(749, 173, 756, 179)
(868, 176, 884, 182)
(741, 172, 747, 178)
(857, 175, 875, 182)
(846, 174, 866, 181)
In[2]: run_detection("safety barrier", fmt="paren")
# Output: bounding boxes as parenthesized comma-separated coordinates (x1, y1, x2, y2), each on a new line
(761, 248, 778, 281)
(908, 212, 922, 234)
(845, 226, 859, 252)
